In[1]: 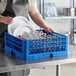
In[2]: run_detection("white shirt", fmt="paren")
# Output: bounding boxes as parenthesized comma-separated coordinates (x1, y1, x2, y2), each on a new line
(13, 0, 36, 19)
(0, 0, 7, 14)
(13, 0, 29, 18)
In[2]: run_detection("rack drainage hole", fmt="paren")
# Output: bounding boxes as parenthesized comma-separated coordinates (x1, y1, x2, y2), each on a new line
(11, 51, 15, 56)
(50, 54, 53, 58)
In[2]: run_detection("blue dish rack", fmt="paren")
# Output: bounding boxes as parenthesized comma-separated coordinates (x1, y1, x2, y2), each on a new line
(5, 30, 69, 60)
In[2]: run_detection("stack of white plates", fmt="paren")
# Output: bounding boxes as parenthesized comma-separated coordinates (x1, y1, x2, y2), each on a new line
(8, 16, 29, 35)
(8, 16, 41, 40)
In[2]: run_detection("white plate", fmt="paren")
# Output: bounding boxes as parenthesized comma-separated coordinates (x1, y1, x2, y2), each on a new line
(8, 16, 29, 35)
(24, 25, 34, 32)
(27, 31, 41, 40)
(34, 31, 41, 39)
(22, 32, 34, 40)
(13, 25, 31, 37)
(8, 23, 13, 35)
(13, 16, 29, 23)
(21, 32, 30, 40)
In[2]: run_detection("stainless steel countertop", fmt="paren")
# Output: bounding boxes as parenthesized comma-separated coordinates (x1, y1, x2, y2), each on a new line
(0, 45, 76, 73)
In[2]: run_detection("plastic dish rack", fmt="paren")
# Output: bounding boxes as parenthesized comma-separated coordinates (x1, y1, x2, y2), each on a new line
(5, 30, 69, 60)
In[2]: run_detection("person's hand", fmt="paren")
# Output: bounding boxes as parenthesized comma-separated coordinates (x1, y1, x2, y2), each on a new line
(44, 26, 54, 33)
(2, 17, 13, 24)
(0, 16, 13, 24)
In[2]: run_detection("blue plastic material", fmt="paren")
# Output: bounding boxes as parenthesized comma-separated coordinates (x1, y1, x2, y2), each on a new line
(5, 30, 69, 60)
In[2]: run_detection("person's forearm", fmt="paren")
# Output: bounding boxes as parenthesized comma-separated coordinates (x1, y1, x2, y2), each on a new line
(0, 15, 13, 24)
(29, 6, 53, 32)
(29, 7, 47, 29)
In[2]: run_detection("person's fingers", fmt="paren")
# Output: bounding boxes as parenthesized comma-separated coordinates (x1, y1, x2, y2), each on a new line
(8, 18, 13, 24)
(49, 28, 54, 33)
(0, 16, 13, 24)
(5, 17, 13, 24)
(45, 27, 53, 33)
